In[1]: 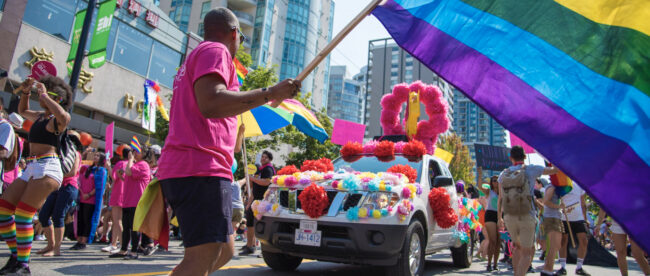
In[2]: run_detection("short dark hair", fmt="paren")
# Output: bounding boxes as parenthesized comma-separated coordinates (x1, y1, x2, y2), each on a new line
(122, 146, 132, 159)
(203, 8, 238, 38)
(39, 75, 73, 109)
(510, 146, 526, 161)
(262, 150, 273, 161)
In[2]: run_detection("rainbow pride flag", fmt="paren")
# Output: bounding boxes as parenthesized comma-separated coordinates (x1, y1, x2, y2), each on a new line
(130, 136, 142, 154)
(234, 58, 248, 86)
(549, 170, 573, 198)
(372, 0, 650, 251)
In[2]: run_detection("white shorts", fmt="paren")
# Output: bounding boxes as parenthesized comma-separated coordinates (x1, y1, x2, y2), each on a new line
(610, 221, 625, 235)
(19, 157, 63, 185)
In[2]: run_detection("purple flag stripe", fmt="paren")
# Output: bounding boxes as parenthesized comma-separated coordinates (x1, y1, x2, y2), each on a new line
(372, 0, 650, 252)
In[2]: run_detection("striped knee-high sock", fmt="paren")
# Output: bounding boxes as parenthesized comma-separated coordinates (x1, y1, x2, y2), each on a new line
(14, 202, 37, 264)
(0, 199, 17, 257)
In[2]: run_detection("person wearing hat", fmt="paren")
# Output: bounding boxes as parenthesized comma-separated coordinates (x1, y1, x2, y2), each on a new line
(35, 130, 82, 257)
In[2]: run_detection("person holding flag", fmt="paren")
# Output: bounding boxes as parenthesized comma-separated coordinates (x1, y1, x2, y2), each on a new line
(156, 7, 300, 276)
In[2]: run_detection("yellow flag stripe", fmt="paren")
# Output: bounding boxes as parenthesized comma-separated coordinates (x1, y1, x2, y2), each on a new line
(555, 0, 650, 36)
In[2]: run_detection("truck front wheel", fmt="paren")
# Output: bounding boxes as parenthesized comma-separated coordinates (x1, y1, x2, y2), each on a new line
(387, 220, 426, 276)
(261, 250, 303, 271)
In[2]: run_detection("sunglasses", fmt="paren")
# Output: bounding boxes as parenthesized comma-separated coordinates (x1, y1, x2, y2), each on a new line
(233, 26, 247, 44)
(47, 91, 64, 104)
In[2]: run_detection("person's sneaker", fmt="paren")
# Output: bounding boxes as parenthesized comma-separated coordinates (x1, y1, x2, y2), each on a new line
(34, 235, 45, 241)
(486, 265, 494, 272)
(493, 264, 498, 271)
(109, 252, 127, 258)
(68, 243, 81, 250)
(143, 246, 157, 256)
(499, 256, 509, 263)
(10, 262, 30, 275)
(239, 246, 255, 256)
(539, 251, 546, 261)
(575, 268, 591, 276)
(101, 245, 119, 252)
(239, 245, 248, 251)
(556, 267, 567, 275)
(109, 248, 122, 254)
(124, 254, 139, 260)
(527, 266, 535, 274)
(0, 255, 17, 274)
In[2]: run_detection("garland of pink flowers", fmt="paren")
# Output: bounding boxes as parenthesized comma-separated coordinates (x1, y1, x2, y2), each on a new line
(380, 81, 450, 154)
(340, 139, 428, 159)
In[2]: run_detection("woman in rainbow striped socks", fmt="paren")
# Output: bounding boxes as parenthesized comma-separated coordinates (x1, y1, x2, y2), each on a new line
(0, 76, 72, 275)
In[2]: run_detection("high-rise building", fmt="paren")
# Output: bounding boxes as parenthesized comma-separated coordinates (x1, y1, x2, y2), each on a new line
(159, 0, 335, 111)
(452, 89, 507, 177)
(364, 38, 454, 138)
(327, 66, 364, 123)
(159, 0, 256, 50)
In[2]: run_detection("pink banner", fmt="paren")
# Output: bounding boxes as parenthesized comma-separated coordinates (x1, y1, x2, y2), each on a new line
(331, 119, 365, 146)
(105, 122, 114, 159)
(509, 132, 535, 154)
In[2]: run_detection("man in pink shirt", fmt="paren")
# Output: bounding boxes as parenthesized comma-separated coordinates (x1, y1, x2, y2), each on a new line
(157, 8, 300, 276)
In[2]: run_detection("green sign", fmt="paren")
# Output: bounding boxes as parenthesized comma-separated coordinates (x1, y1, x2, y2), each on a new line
(67, 9, 87, 74)
(88, 0, 117, 68)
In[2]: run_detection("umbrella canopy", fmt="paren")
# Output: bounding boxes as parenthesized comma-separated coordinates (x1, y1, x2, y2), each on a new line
(278, 99, 329, 143)
(237, 104, 294, 137)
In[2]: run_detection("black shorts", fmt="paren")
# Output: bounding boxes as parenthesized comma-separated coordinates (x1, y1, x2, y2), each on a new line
(485, 210, 498, 223)
(563, 220, 587, 234)
(161, 176, 233, 247)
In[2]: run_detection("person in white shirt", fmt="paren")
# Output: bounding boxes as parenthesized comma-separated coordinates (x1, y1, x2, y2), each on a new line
(557, 183, 591, 276)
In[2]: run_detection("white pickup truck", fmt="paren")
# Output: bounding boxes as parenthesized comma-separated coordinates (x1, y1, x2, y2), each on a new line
(254, 154, 474, 276)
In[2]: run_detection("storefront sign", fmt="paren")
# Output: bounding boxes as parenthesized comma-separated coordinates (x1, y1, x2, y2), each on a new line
(78, 69, 94, 94)
(24, 47, 54, 68)
(116, 0, 158, 28)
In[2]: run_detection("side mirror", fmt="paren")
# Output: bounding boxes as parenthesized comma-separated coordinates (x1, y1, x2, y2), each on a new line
(433, 176, 453, 188)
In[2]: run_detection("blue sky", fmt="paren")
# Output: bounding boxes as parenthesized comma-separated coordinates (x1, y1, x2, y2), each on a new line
(330, 0, 389, 75)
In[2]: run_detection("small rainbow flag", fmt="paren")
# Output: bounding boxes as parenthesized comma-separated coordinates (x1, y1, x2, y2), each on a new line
(548, 163, 573, 197)
(130, 136, 142, 154)
(234, 58, 248, 86)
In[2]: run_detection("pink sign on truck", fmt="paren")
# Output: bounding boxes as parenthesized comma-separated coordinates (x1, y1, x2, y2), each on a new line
(331, 119, 365, 146)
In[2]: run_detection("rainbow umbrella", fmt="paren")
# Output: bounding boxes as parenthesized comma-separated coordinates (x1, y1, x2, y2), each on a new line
(278, 99, 329, 143)
(237, 105, 294, 137)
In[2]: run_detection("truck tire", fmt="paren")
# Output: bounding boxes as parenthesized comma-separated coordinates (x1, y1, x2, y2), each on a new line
(387, 220, 426, 276)
(261, 250, 303, 271)
(450, 230, 474, 268)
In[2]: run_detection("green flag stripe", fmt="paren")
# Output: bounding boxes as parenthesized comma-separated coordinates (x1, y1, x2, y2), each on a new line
(462, 0, 650, 97)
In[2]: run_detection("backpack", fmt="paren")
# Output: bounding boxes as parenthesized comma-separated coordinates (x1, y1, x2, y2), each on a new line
(0, 120, 20, 171)
(54, 118, 78, 176)
(500, 165, 533, 216)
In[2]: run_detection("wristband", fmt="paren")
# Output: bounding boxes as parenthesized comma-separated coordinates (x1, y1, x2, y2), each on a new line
(262, 87, 269, 102)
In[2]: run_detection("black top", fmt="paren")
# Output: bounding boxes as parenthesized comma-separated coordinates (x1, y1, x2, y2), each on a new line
(252, 165, 275, 200)
(534, 189, 543, 199)
(28, 115, 59, 147)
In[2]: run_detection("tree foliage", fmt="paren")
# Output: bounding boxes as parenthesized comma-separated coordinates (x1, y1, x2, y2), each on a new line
(437, 133, 475, 185)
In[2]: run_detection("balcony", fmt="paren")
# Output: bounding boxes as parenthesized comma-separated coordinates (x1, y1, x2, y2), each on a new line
(228, 0, 257, 10)
(232, 10, 254, 27)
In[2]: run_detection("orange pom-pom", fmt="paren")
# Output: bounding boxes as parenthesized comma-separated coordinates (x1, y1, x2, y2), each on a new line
(277, 165, 300, 175)
(80, 132, 93, 146)
(403, 140, 427, 157)
(340, 141, 363, 157)
(387, 164, 418, 183)
(374, 140, 395, 157)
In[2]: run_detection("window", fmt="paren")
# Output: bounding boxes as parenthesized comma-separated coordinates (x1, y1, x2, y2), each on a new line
(200, 1, 211, 19)
(24, 0, 77, 41)
(112, 23, 153, 76)
(198, 23, 204, 37)
(391, 71, 398, 77)
(148, 42, 182, 88)
(0, 0, 5, 11)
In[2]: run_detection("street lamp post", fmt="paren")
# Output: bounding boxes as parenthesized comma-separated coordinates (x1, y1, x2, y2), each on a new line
(68, 0, 97, 112)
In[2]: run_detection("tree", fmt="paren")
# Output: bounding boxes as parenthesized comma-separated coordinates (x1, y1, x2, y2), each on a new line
(235, 45, 252, 67)
(437, 133, 475, 185)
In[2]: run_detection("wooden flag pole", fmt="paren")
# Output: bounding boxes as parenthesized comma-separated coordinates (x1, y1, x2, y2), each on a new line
(271, 0, 385, 107)
(239, 115, 252, 204)
(563, 203, 576, 248)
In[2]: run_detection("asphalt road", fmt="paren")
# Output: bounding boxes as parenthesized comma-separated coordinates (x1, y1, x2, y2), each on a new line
(1, 239, 646, 275)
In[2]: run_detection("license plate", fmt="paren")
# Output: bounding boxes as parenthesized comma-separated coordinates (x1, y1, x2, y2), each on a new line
(294, 220, 321, 246)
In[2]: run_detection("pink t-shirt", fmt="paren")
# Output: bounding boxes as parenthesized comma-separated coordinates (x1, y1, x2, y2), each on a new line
(78, 165, 96, 205)
(157, 41, 240, 181)
(61, 151, 82, 189)
(109, 160, 127, 207)
(122, 160, 151, 208)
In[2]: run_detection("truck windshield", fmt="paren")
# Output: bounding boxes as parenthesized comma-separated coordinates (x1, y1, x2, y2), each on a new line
(333, 156, 423, 180)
